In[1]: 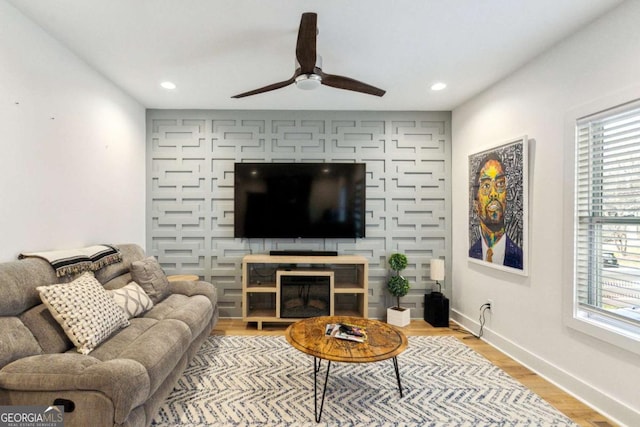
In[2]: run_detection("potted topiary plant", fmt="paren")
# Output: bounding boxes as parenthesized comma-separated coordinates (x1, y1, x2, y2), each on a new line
(387, 253, 410, 327)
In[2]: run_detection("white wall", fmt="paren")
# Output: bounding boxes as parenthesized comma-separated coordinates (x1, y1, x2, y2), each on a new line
(0, 1, 146, 261)
(452, 1, 640, 425)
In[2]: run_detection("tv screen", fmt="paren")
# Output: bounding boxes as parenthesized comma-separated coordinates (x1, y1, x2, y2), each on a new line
(234, 162, 366, 239)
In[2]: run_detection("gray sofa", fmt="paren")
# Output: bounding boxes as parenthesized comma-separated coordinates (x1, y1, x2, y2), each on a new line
(0, 244, 218, 427)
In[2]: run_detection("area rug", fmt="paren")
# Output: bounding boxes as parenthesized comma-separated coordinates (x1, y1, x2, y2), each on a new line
(152, 335, 577, 426)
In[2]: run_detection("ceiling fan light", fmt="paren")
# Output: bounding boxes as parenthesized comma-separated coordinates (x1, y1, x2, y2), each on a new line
(295, 74, 322, 90)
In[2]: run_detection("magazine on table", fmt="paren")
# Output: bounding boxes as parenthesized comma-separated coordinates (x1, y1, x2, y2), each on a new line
(325, 322, 367, 342)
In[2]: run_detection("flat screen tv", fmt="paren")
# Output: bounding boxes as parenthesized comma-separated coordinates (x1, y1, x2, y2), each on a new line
(234, 162, 366, 239)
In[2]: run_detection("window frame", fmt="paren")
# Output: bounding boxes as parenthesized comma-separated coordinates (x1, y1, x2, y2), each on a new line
(563, 91, 640, 356)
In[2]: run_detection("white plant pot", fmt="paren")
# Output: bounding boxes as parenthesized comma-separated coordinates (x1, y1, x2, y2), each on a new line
(387, 307, 410, 327)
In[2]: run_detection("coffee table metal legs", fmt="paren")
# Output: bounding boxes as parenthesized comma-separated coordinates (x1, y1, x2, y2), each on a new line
(313, 358, 331, 422)
(392, 356, 403, 398)
(312, 357, 403, 422)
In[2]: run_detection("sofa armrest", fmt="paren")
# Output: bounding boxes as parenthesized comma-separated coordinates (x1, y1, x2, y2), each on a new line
(0, 353, 150, 421)
(169, 280, 217, 307)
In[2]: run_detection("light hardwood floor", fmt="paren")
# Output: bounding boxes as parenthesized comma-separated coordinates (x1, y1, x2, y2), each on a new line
(212, 318, 618, 427)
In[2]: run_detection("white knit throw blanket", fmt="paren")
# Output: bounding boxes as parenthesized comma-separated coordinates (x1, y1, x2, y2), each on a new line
(19, 244, 122, 277)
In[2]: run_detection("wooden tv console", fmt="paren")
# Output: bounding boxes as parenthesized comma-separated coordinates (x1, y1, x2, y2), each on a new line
(241, 254, 368, 330)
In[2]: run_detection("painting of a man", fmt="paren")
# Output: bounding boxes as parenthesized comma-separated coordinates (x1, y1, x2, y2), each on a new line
(469, 138, 527, 273)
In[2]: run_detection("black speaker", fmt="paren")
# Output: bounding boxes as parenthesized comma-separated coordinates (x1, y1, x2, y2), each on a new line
(424, 292, 449, 327)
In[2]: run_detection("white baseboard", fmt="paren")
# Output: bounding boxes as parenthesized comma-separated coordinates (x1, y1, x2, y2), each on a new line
(451, 309, 638, 427)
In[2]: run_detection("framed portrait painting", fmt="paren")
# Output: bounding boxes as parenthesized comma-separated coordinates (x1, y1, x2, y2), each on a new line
(468, 136, 528, 276)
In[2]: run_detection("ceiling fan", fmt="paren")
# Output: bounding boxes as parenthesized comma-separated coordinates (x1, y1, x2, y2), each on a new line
(231, 12, 385, 98)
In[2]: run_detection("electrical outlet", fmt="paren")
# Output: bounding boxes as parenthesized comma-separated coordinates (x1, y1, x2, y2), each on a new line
(486, 299, 493, 311)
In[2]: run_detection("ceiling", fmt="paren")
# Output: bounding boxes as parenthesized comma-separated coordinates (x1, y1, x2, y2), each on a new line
(8, 0, 623, 111)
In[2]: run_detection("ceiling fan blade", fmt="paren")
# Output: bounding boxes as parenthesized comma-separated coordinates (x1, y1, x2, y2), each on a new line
(319, 72, 386, 97)
(231, 76, 297, 98)
(296, 12, 317, 74)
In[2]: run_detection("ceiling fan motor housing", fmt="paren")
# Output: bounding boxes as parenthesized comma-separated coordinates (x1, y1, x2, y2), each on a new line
(295, 74, 322, 90)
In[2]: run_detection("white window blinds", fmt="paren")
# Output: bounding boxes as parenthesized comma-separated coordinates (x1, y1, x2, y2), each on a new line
(575, 100, 640, 329)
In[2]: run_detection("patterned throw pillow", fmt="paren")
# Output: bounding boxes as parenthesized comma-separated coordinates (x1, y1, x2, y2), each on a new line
(130, 256, 170, 303)
(108, 282, 154, 319)
(37, 272, 130, 355)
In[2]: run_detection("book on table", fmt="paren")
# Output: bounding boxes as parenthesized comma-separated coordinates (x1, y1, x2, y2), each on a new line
(325, 322, 367, 342)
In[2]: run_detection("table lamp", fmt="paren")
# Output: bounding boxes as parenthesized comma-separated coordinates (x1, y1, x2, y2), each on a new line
(430, 259, 445, 293)
(424, 258, 449, 327)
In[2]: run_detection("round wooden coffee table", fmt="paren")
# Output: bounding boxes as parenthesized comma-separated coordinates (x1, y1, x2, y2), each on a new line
(285, 315, 408, 422)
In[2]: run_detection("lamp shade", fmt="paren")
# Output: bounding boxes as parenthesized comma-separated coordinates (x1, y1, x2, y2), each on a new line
(430, 259, 445, 281)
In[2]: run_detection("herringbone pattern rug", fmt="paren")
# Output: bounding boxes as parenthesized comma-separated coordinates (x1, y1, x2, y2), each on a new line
(152, 335, 577, 426)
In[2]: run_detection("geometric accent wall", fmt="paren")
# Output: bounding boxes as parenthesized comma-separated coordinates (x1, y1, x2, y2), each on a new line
(146, 110, 451, 319)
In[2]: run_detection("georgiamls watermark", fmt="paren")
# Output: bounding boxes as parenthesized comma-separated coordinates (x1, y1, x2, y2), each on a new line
(0, 406, 64, 427)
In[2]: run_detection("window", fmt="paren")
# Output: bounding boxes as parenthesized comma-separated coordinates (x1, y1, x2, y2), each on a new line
(573, 99, 640, 346)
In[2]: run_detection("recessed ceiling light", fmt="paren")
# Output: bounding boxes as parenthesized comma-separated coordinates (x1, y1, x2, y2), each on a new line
(430, 82, 447, 91)
(160, 81, 176, 90)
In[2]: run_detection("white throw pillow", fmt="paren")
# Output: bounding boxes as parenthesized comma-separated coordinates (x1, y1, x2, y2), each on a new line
(37, 272, 130, 354)
(108, 282, 154, 319)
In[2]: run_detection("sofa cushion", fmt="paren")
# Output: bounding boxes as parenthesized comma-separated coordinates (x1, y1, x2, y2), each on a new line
(89, 317, 191, 396)
(102, 272, 134, 291)
(0, 317, 42, 368)
(143, 293, 213, 339)
(19, 304, 72, 354)
(130, 257, 170, 303)
(36, 272, 130, 355)
(108, 282, 154, 319)
(87, 317, 158, 361)
(0, 258, 58, 316)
